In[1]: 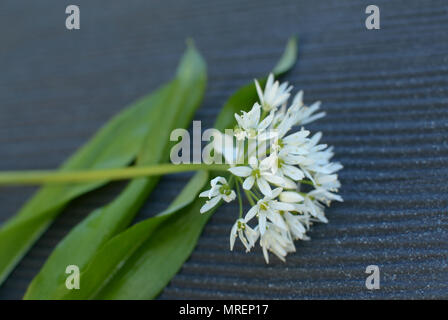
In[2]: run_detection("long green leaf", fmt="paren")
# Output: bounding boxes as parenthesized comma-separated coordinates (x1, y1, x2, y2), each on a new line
(23, 42, 207, 299)
(49, 37, 297, 300)
(49, 171, 209, 299)
(0, 80, 173, 286)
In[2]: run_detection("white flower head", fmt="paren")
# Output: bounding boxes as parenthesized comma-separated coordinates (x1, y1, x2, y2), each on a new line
(199, 176, 236, 213)
(197, 76, 343, 264)
(255, 73, 292, 112)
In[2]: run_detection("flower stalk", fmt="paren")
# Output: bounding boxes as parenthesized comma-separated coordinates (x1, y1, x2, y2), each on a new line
(0, 163, 230, 186)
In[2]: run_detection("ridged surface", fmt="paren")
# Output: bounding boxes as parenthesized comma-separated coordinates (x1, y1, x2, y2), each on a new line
(0, 0, 447, 299)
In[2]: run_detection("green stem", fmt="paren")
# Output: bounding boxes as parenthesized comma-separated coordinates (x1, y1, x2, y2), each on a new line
(235, 180, 243, 219)
(235, 176, 258, 206)
(244, 190, 256, 206)
(261, 109, 268, 120)
(252, 187, 263, 199)
(299, 180, 315, 186)
(246, 189, 261, 201)
(0, 163, 230, 186)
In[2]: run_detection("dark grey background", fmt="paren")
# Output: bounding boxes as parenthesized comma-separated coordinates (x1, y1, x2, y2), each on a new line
(0, 0, 447, 299)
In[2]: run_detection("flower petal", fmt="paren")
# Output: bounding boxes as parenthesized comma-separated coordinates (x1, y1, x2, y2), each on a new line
(266, 73, 274, 91)
(211, 176, 226, 186)
(248, 156, 258, 169)
(245, 205, 259, 222)
(242, 175, 255, 190)
(271, 201, 296, 212)
(228, 166, 252, 177)
(260, 153, 277, 172)
(282, 164, 304, 181)
(262, 172, 285, 186)
(248, 103, 261, 127)
(267, 209, 288, 230)
(282, 177, 298, 189)
(200, 196, 221, 214)
(257, 177, 272, 197)
(283, 130, 310, 144)
(292, 90, 303, 106)
(259, 213, 267, 235)
(262, 244, 270, 264)
(271, 187, 283, 198)
(258, 111, 275, 130)
(230, 222, 238, 250)
(279, 191, 304, 203)
(254, 79, 264, 104)
(198, 190, 211, 198)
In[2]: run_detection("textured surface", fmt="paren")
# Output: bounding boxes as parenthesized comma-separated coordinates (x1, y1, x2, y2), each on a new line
(0, 0, 447, 299)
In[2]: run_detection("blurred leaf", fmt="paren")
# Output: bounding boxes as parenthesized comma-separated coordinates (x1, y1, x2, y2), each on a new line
(49, 37, 297, 300)
(23, 42, 207, 299)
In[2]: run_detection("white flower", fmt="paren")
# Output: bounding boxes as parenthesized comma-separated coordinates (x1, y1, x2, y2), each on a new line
(283, 212, 308, 240)
(259, 223, 295, 263)
(261, 149, 309, 182)
(277, 192, 310, 240)
(199, 177, 236, 213)
(279, 191, 304, 203)
(244, 188, 296, 234)
(228, 156, 285, 196)
(210, 131, 245, 165)
(255, 73, 292, 112)
(230, 219, 259, 252)
(289, 91, 326, 125)
(309, 172, 343, 205)
(296, 196, 328, 223)
(298, 132, 339, 183)
(234, 103, 275, 140)
(270, 103, 287, 130)
(308, 187, 343, 206)
(197, 76, 343, 263)
(296, 212, 313, 230)
(280, 129, 311, 154)
(271, 105, 306, 140)
(315, 172, 341, 190)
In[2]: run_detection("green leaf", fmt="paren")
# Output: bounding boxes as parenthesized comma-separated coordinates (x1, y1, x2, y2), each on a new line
(47, 36, 297, 300)
(0, 83, 172, 287)
(272, 36, 298, 75)
(23, 42, 207, 299)
(49, 171, 209, 299)
(214, 36, 297, 131)
(97, 194, 210, 299)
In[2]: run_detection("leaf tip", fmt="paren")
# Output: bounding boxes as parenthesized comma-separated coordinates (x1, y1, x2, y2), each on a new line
(185, 37, 195, 49)
(272, 35, 298, 76)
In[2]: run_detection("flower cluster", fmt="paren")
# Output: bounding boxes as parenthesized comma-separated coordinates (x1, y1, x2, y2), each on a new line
(199, 74, 343, 263)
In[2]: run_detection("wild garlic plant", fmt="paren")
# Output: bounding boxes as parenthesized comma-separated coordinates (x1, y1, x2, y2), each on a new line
(199, 74, 343, 263)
